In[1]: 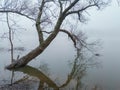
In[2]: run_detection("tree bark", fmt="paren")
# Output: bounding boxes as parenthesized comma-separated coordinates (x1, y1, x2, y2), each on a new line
(5, 46, 43, 69)
(5, 38, 55, 69)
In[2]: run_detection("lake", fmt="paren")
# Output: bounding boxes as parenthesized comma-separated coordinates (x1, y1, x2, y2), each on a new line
(0, 30, 120, 90)
(0, 1, 120, 89)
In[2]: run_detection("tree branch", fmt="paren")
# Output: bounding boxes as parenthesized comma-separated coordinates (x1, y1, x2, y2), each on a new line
(42, 29, 87, 50)
(0, 9, 35, 21)
(58, 0, 63, 14)
(63, 0, 79, 15)
(59, 29, 77, 47)
(66, 4, 97, 16)
(36, 0, 45, 45)
(41, 29, 78, 48)
(59, 29, 94, 53)
(6, 13, 14, 63)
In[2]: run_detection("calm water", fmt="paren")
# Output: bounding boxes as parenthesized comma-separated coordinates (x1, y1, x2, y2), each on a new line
(0, 0, 120, 90)
(0, 2, 120, 89)
(0, 30, 120, 90)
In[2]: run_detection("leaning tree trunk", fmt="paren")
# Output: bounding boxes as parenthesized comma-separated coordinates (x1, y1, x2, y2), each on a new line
(6, 39, 54, 69)
(5, 33, 59, 69)
(5, 17, 64, 70)
(5, 46, 44, 69)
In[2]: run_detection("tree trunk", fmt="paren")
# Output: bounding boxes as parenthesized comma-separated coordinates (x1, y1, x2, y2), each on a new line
(5, 24, 61, 70)
(5, 32, 58, 69)
(5, 14, 64, 70)
(5, 46, 44, 69)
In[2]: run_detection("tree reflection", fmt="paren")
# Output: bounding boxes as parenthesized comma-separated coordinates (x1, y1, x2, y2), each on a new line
(1, 49, 99, 90)
(59, 48, 99, 90)
(15, 65, 59, 90)
(1, 50, 96, 90)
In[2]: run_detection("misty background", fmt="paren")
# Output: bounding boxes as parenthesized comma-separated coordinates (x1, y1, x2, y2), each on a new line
(0, 0, 120, 89)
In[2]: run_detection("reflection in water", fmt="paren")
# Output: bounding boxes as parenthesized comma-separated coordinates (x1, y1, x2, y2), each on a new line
(8, 47, 25, 52)
(15, 65, 59, 90)
(10, 70, 15, 85)
(0, 47, 25, 52)
(0, 49, 99, 90)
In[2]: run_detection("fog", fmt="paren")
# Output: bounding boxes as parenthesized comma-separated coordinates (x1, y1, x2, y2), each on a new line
(0, 0, 120, 89)
(80, 1, 120, 88)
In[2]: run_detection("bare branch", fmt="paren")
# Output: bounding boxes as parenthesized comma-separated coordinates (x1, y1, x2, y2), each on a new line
(59, 29, 77, 47)
(63, 0, 79, 14)
(42, 30, 53, 34)
(36, 0, 45, 44)
(58, 0, 63, 14)
(6, 13, 14, 62)
(63, 0, 110, 22)
(42, 28, 99, 55)
(59, 28, 97, 55)
(66, 4, 96, 16)
(0, 9, 35, 21)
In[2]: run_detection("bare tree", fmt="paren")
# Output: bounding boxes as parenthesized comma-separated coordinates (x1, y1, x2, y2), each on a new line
(0, 0, 110, 69)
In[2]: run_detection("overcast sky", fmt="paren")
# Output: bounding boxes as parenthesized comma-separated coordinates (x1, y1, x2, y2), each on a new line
(81, 0, 120, 39)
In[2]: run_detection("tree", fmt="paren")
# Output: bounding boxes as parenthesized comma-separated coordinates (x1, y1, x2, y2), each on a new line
(0, 0, 110, 69)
